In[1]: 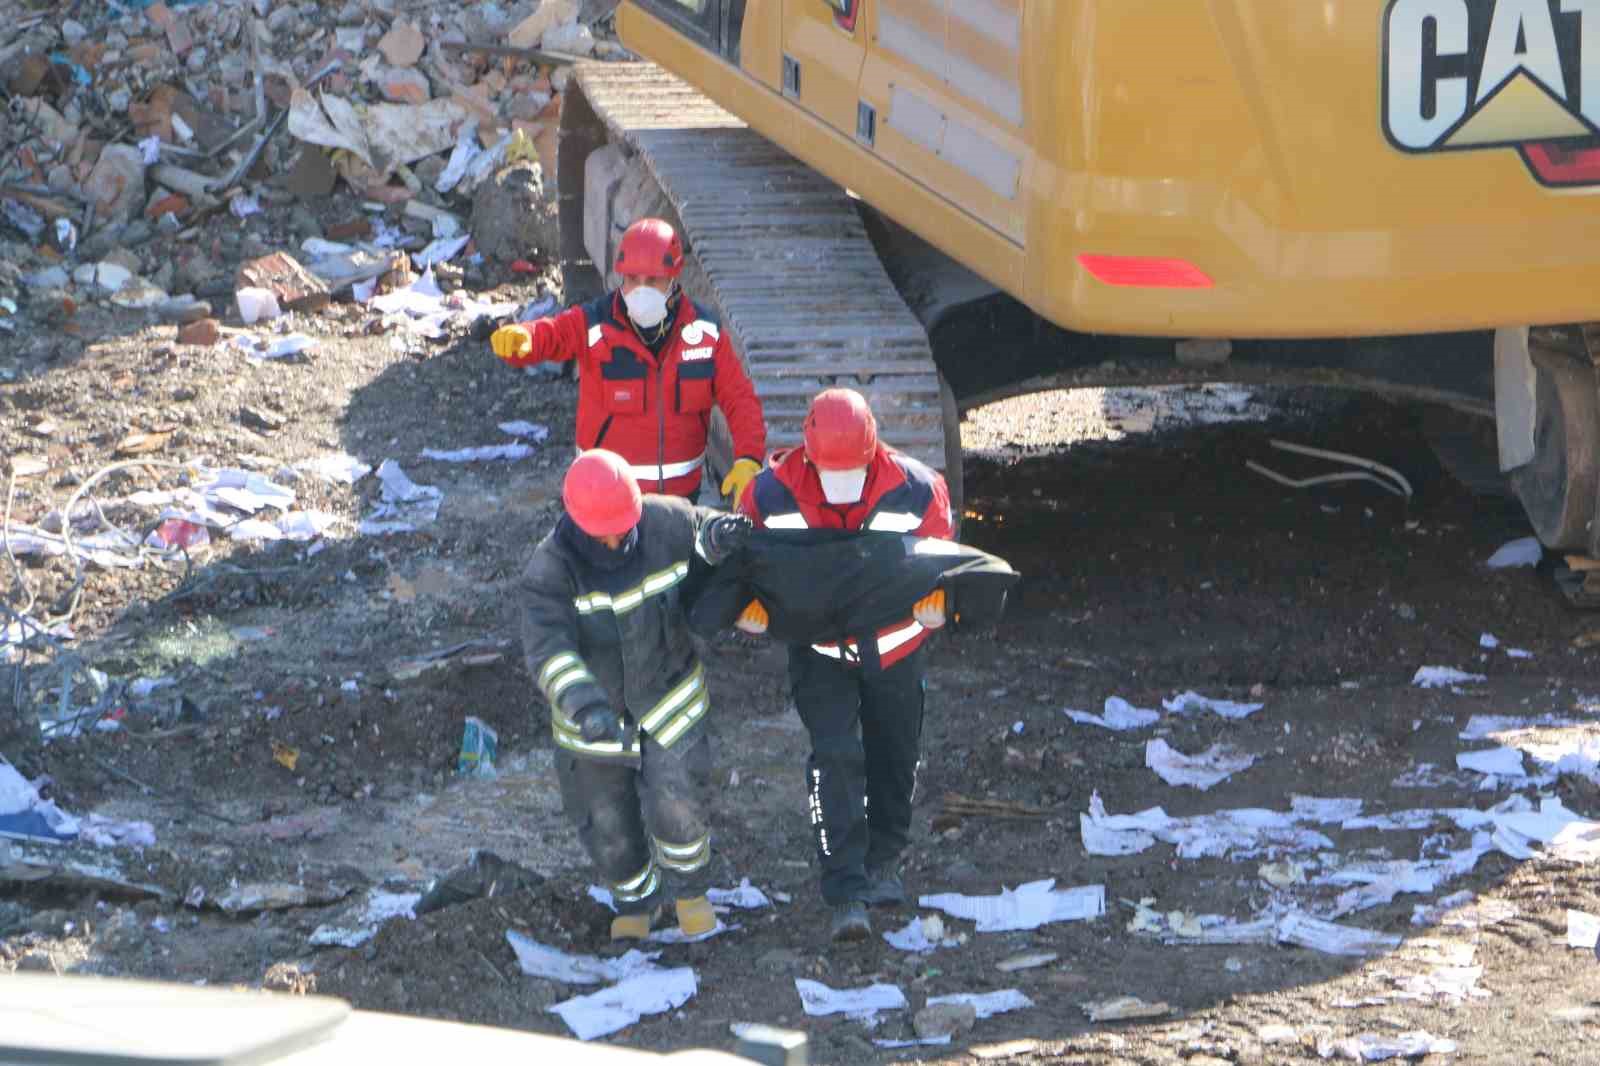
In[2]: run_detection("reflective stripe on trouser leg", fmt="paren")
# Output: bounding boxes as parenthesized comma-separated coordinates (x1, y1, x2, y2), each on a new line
(789, 644, 871, 905)
(654, 833, 709, 873)
(639, 731, 713, 897)
(555, 750, 657, 914)
(611, 859, 660, 906)
(860, 644, 926, 870)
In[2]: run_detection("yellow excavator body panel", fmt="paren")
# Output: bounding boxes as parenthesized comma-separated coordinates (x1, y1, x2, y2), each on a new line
(617, 0, 1600, 338)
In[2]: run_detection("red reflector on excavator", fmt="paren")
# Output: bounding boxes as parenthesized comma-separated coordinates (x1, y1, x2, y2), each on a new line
(1078, 254, 1213, 289)
(1520, 141, 1600, 187)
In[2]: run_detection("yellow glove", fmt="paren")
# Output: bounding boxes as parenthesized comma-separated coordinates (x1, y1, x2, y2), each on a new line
(491, 324, 533, 362)
(735, 599, 769, 635)
(912, 588, 946, 630)
(720, 457, 763, 505)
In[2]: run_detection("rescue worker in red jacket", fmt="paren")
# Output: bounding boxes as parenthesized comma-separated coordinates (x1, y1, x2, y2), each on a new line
(736, 388, 954, 943)
(522, 449, 753, 941)
(489, 218, 767, 504)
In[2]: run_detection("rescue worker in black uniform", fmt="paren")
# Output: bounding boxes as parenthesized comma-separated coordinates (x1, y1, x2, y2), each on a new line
(737, 388, 955, 942)
(521, 449, 751, 940)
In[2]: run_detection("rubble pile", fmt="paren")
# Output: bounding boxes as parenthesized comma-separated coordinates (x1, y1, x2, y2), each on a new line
(0, 0, 626, 367)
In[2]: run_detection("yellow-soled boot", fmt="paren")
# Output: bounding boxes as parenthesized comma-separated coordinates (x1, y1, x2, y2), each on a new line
(611, 911, 654, 941)
(675, 896, 716, 938)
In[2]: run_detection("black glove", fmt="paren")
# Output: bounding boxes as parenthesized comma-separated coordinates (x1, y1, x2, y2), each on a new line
(575, 704, 623, 743)
(701, 513, 753, 566)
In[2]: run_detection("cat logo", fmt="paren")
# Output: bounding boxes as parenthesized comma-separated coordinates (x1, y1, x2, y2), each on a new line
(1383, 0, 1600, 186)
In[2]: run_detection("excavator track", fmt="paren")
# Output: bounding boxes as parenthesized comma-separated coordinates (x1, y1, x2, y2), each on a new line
(559, 62, 948, 473)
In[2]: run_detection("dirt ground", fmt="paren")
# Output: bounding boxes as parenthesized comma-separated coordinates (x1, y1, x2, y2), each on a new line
(5, 193, 1600, 1065)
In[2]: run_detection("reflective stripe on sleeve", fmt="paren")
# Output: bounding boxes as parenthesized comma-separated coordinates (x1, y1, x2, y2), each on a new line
(587, 324, 604, 347)
(763, 512, 808, 530)
(573, 561, 690, 616)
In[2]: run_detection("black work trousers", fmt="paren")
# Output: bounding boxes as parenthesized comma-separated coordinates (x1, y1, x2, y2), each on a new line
(556, 732, 713, 915)
(788, 643, 926, 905)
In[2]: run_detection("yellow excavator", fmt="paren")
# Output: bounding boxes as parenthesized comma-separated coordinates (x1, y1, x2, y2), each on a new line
(558, 0, 1600, 555)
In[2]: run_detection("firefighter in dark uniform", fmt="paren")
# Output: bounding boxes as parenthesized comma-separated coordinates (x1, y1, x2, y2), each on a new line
(736, 388, 954, 942)
(490, 218, 767, 505)
(521, 449, 752, 940)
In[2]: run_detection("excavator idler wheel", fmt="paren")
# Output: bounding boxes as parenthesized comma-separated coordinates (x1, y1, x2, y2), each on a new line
(1509, 349, 1600, 554)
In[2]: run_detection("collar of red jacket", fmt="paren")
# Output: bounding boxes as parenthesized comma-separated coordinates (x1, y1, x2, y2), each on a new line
(770, 444, 906, 523)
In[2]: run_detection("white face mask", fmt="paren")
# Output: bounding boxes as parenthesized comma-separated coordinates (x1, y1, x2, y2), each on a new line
(623, 285, 670, 329)
(818, 467, 868, 504)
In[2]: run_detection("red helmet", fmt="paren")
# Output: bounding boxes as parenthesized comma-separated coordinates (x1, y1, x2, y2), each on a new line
(803, 388, 878, 470)
(563, 450, 642, 536)
(615, 218, 684, 279)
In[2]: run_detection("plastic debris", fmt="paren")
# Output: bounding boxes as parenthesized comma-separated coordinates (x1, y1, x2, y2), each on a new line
(918, 880, 1104, 932)
(1145, 738, 1256, 791)
(707, 878, 771, 910)
(0, 759, 79, 843)
(455, 717, 498, 777)
(1486, 535, 1542, 568)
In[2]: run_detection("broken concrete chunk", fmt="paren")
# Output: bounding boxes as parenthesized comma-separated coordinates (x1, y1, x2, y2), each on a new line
(235, 252, 331, 313)
(379, 67, 431, 104)
(507, 0, 579, 49)
(470, 161, 559, 264)
(378, 20, 426, 66)
(914, 1001, 977, 1040)
(84, 145, 148, 225)
(542, 20, 596, 55)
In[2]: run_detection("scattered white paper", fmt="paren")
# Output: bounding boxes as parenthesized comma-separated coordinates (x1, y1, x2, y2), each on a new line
(419, 443, 533, 463)
(1316, 1030, 1457, 1061)
(197, 469, 296, 513)
(549, 967, 696, 1041)
(1412, 665, 1487, 688)
(1146, 738, 1255, 791)
(258, 334, 317, 360)
(1461, 714, 1581, 739)
(1065, 696, 1159, 731)
(361, 460, 442, 535)
(646, 920, 733, 944)
(1456, 747, 1527, 778)
(1276, 912, 1401, 956)
(873, 1036, 951, 1049)
(309, 889, 421, 947)
(1566, 909, 1600, 949)
(1081, 792, 1337, 860)
(1291, 796, 1364, 822)
(505, 930, 660, 985)
(414, 234, 471, 268)
(297, 454, 373, 485)
(1492, 797, 1600, 862)
(498, 420, 551, 442)
(1480, 632, 1500, 648)
(918, 879, 1104, 933)
(1486, 535, 1541, 568)
(707, 878, 771, 910)
(883, 914, 961, 954)
(138, 135, 161, 164)
(235, 286, 281, 324)
(795, 979, 908, 1018)
(927, 990, 1033, 1019)
(1162, 690, 1264, 719)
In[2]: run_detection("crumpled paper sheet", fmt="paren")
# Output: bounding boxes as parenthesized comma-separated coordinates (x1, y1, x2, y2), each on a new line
(1145, 738, 1256, 790)
(1162, 690, 1264, 719)
(549, 967, 697, 1041)
(795, 978, 907, 1018)
(505, 930, 660, 985)
(918, 879, 1104, 932)
(1064, 696, 1159, 731)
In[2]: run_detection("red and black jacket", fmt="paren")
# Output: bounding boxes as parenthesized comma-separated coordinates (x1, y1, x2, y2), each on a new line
(502, 292, 766, 496)
(737, 444, 954, 667)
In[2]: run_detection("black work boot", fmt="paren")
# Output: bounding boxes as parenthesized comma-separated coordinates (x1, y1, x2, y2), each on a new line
(829, 900, 872, 943)
(860, 861, 906, 908)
